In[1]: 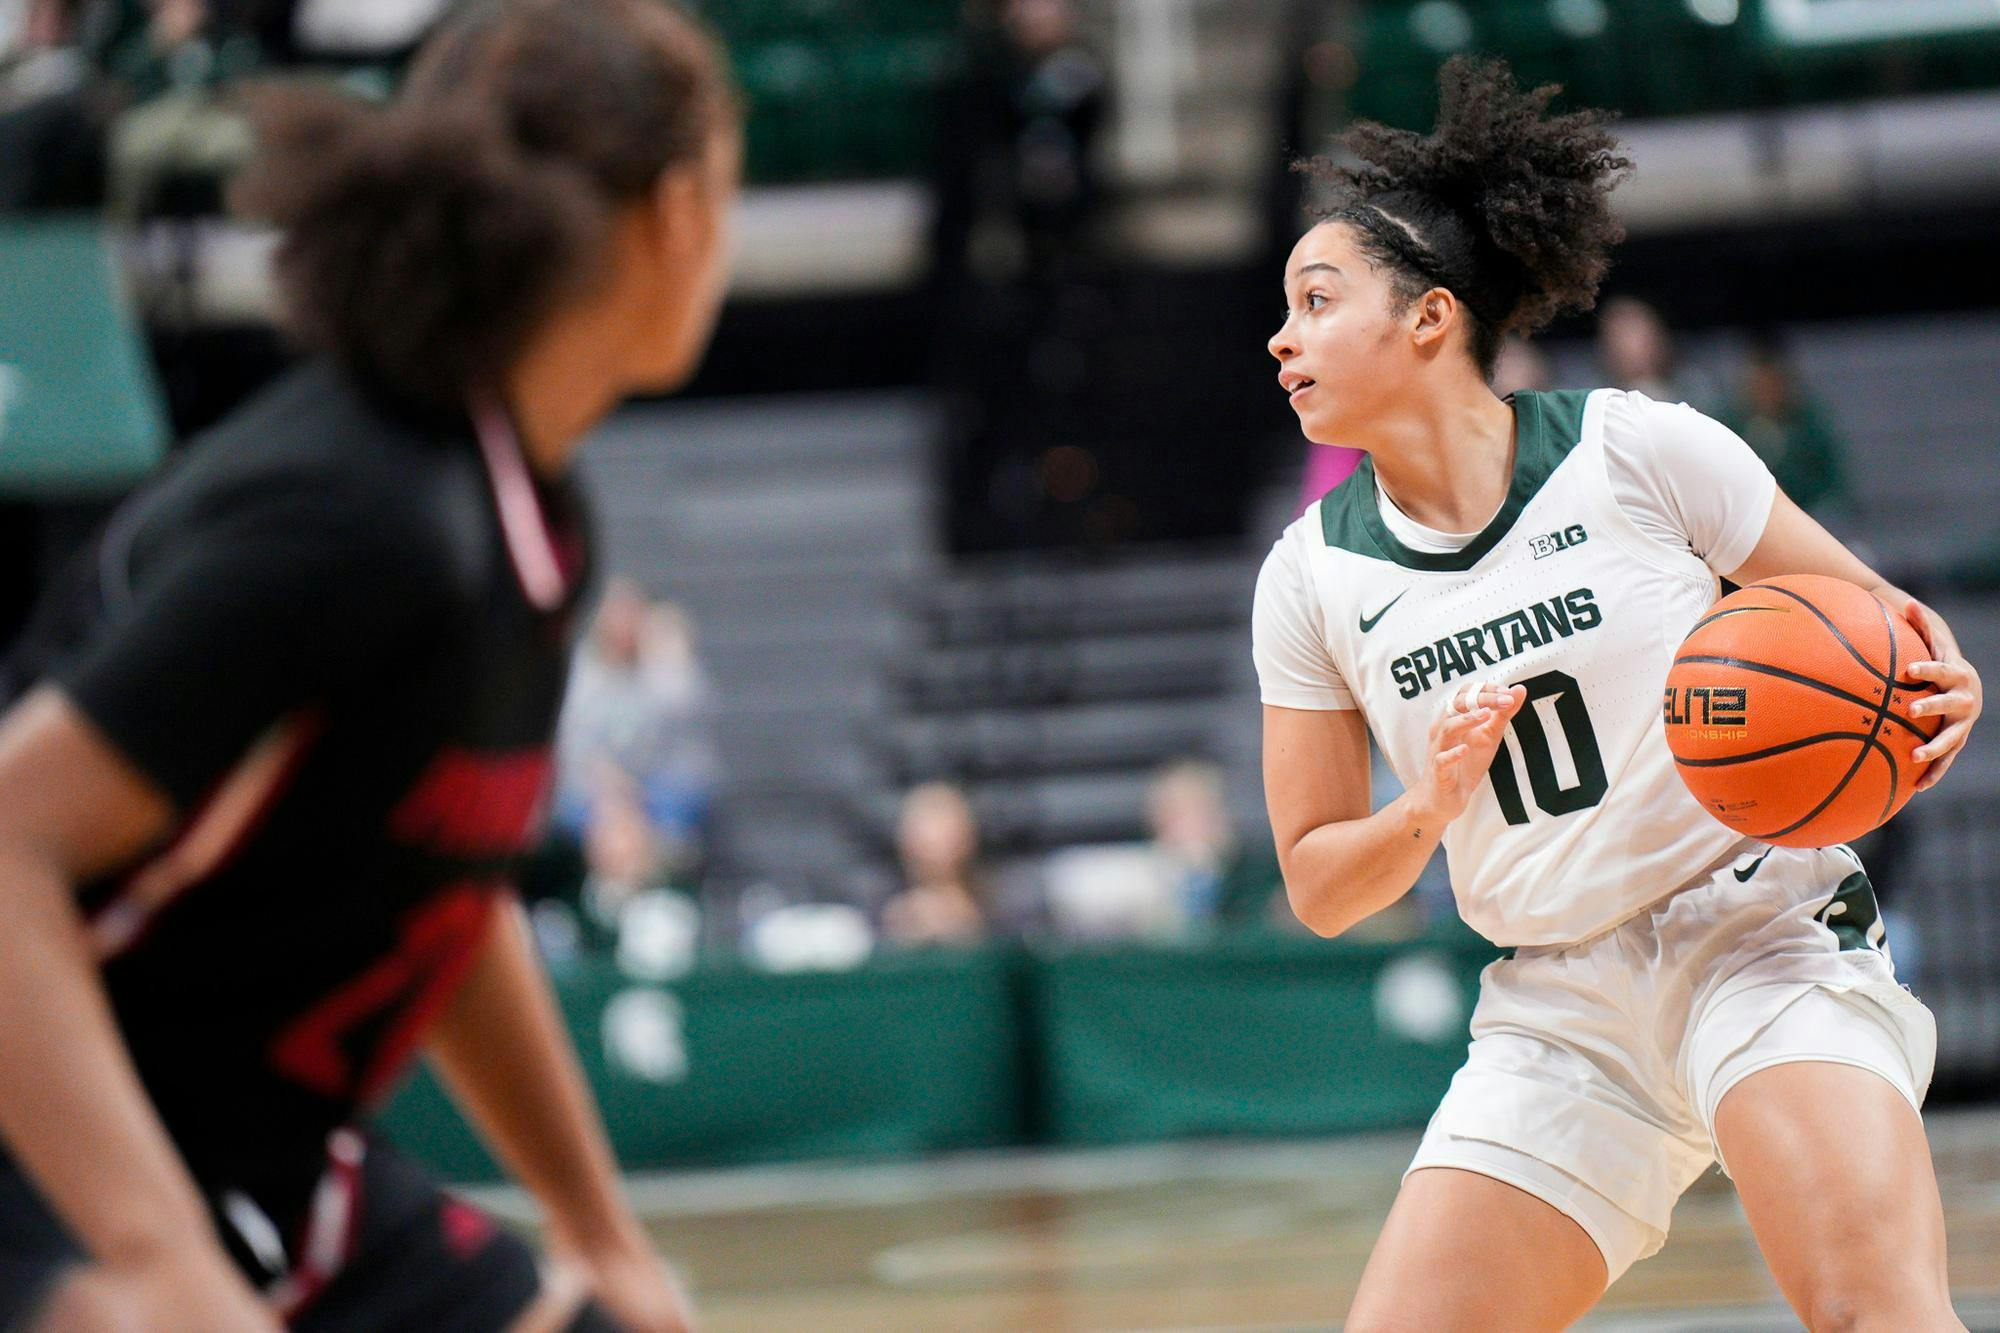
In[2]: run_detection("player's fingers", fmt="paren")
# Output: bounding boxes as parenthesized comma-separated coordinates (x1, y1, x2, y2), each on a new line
(1448, 679, 1515, 715)
(1467, 704, 1514, 743)
(1916, 752, 1956, 792)
(1433, 707, 1492, 744)
(1432, 742, 1470, 782)
(1913, 719, 1972, 765)
(1909, 688, 1977, 720)
(1900, 595, 1963, 663)
(1908, 659, 1976, 688)
(1898, 595, 1939, 655)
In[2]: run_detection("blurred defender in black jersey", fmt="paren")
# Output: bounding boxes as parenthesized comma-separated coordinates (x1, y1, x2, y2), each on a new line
(0, 2, 737, 1329)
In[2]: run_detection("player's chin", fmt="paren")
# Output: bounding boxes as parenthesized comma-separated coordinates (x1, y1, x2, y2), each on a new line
(1293, 400, 1343, 445)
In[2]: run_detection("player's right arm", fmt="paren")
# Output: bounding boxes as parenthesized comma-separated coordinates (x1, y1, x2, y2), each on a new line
(1264, 685, 1521, 937)
(0, 689, 278, 1331)
(1253, 522, 1523, 937)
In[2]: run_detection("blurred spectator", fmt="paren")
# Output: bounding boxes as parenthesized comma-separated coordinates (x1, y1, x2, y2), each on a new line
(98, 0, 274, 218)
(1490, 335, 1550, 398)
(551, 579, 718, 924)
(931, 0, 1111, 552)
(1044, 761, 1285, 939)
(935, 0, 1107, 291)
(1146, 760, 1285, 929)
(0, 0, 110, 210)
(881, 781, 992, 946)
(1722, 335, 1852, 519)
(1597, 295, 1718, 410)
(100, 0, 267, 101)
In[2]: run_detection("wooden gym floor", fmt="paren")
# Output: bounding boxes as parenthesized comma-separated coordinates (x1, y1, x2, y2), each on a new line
(483, 1107, 2000, 1331)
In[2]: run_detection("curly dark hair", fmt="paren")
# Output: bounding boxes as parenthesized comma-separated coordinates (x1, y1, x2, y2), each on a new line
(231, 0, 733, 420)
(1295, 56, 1632, 377)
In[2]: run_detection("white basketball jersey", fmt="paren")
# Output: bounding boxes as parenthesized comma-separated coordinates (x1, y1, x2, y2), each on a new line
(1267, 389, 1759, 946)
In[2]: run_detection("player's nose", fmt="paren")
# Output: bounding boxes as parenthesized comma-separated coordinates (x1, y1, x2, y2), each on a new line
(1269, 322, 1298, 361)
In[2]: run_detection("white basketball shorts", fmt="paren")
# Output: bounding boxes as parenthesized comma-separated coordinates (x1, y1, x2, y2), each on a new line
(1406, 842, 1937, 1284)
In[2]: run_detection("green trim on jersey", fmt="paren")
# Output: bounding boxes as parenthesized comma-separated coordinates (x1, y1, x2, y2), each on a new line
(1320, 389, 1593, 572)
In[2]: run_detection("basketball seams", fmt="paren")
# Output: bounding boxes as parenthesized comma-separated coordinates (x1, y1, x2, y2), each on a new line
(1740, 592, 1896, 841)
(1867, 594, 1901, 824)
(1670, 654, 1931, 744)
(1761, 582, 1893, 687)
(1673, 730, 1895, 768)
(1685, 603, 1788, 637)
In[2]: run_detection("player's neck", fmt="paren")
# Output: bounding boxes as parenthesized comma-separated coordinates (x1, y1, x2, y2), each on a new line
(504, 306, 629, 479)
(1365, 385, 1516, 534)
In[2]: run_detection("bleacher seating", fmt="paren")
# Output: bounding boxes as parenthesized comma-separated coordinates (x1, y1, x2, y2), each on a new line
(576, 392, 941, 904)
(887, 550, 1260, 854)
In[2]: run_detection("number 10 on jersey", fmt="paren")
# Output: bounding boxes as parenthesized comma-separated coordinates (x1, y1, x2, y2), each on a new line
(1489, 670, 1609, 824)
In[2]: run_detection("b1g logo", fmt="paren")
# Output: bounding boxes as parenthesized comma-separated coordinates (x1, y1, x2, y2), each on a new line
(1663, 685, 1748, 729)
(1530, 525, 1587, 559)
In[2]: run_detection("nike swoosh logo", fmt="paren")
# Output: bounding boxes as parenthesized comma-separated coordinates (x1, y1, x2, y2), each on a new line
(1734, 849, 1773, 882)
(1359, 590, 1408, 633)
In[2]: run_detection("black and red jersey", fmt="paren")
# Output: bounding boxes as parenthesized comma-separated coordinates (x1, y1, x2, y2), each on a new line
(0, 361, 595, 1232)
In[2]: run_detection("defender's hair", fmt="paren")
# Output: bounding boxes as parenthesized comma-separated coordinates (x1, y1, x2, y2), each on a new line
(232, 0, 732, 418)
(1296, 56, 1632, 376)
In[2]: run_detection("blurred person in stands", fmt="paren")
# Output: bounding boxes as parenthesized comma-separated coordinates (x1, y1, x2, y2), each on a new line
(934, 0, 1106, 290)
(930, 0, 1109, 551)
(0, 0, 109, 210)
(1145, 760, 1285, 930)
(0, 1, 736, 1329)
(1596, 294, 1717, 411)
(551, 579, 717, 928)
(881, 782, 991, 946)
(98, 0, 272, 218)
(1722, 334, 1852, 522)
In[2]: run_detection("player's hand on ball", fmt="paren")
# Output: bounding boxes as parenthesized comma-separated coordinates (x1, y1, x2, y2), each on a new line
(1900, 595, 1982, 792)
(1413, 680, 1526, 824)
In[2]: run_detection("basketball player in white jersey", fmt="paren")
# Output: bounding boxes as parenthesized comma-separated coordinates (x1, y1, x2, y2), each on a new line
(1255, 58, 1984, 1330)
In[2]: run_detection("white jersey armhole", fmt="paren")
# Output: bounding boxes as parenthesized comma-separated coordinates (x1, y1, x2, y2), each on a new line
(1253, 510, 1358, 711)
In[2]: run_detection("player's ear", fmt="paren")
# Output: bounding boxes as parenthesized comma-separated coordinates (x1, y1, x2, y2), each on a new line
(1410, 286, 1457, 350)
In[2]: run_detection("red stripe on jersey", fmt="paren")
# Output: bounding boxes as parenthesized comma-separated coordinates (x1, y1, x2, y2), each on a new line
(89, 711, 323, 960)
(387, 747, 553, 858)
(267, 883, 497, 1103)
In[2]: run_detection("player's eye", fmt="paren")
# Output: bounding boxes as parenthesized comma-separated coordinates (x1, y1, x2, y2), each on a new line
(1306, 291, 1329, 311)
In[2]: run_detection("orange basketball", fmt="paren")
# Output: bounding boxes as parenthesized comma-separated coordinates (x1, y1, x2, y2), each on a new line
(1663, 574, 1942, 848)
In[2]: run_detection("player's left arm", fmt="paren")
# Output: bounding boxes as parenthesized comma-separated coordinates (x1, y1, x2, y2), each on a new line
(424, 896, 692, 1332)
(1727, 489, 1982, 791)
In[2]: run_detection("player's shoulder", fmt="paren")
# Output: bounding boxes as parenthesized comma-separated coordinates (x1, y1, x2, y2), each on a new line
(1589, 385, 1724, 440)
(1587, 385, 1744, 479)
(140, 362, 492, 593)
